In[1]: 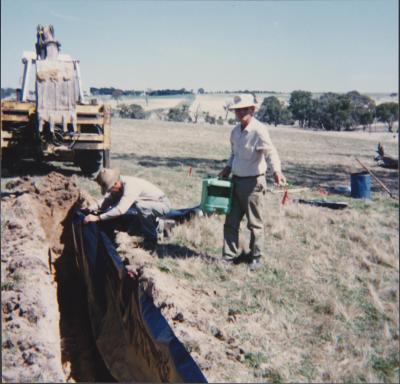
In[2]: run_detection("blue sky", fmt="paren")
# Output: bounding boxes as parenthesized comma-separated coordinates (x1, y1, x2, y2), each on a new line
(1, 0, 398, 92)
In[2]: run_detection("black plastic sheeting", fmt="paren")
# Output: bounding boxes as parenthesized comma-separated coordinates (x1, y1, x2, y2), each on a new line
(71, 210, 207, 383)
(294, 198, 348, 210)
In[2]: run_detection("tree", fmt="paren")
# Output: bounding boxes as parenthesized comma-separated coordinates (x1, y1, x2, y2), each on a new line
(307, 99, 322, 128)
(1, 88, 16, 99)
(167, 104, 190, 122)
(304, 91, 376, 131)
(279, 107, 295, 125)
(257, 96, 282, 126)
(204, 112, 216, 124)
(119, 103, 145, 119)
(193, 104, 201, 123)
(376, 102, 399, 132)
(257, 97, 294, 126)
(112, 89, 123, 102)
(119, 104, 129, 118)
(345, 91, 375, 131)
(316, 93, 348, 131)
(289, 90, 313, 127)
(223, 101, 232, 120)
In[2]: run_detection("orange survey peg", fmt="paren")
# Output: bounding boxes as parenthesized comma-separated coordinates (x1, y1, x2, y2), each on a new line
(281, 187, 289, 205)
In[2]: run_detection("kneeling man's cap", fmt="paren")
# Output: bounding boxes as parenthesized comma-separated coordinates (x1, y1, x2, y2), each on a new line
(228, 94, 257, 110)
(96, 167, 120, 194)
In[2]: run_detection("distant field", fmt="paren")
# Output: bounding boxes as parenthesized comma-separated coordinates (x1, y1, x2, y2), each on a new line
(92, 94, 195, 111)
(92, 92, 398, 118)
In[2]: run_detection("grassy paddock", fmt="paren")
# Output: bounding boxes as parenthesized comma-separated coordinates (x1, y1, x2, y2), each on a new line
(93, 119, 398, 383)
(3, 118, 396, 382)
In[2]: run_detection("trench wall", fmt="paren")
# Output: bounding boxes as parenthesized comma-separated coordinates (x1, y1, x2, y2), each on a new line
(72, 210, 207, 383)
(1, 193, 65, 382)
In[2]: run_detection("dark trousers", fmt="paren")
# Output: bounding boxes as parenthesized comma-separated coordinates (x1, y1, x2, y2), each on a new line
(99, 198, 171, 242)
(223, 175, 266, 260)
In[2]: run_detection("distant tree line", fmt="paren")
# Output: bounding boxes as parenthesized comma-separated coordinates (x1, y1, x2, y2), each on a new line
(257, 90, 399, 132)
(89, 87, 193, 97)
(223, 90, 278, 95)
(1, 86, 397, 131)
(148, 88, 192, 96)
(88, 87, 282, 97)
(1, 88, 16, 99)
(90, 87, 142, 97)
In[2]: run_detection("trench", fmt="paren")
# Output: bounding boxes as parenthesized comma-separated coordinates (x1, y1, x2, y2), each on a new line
(53, 206, 116, 382)
(3, 172, 206, 382)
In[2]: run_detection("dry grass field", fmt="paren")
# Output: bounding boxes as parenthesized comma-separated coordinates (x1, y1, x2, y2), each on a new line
(1, 115, 398, 382)
(75, 118, 398, 383)
(94, 94, 195, 112)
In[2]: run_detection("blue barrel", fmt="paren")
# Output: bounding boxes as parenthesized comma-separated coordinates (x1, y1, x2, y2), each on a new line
(351, 172, 371, 199)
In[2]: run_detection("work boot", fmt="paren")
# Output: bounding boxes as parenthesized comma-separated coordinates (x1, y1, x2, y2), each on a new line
(221, 257, 236, 266)
(156, 218, 165, 242)
(162, 219, 177, 238)
(234, 251, 252, 265)
(249, 258, 262, 272)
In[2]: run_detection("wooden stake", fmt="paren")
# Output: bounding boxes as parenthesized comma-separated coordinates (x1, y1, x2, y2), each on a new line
(267, 187, 309, 194)
(355, 157, 396, 199)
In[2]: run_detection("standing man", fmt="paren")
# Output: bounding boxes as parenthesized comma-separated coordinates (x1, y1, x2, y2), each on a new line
(219, 94, 286, 271)
(83, 168, 171, 247)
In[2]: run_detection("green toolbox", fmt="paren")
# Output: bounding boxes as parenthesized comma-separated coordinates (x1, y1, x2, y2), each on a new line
(200, 178, 233, 214)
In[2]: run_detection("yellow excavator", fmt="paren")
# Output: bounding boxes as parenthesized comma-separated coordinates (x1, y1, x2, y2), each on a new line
(1, 25, 111, 176)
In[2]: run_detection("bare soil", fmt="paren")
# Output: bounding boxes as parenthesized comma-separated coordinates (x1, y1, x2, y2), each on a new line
(1, 172, 114, 382)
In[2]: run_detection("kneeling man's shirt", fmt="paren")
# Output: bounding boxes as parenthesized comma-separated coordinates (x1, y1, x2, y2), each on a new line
(95, 176, 165, 220)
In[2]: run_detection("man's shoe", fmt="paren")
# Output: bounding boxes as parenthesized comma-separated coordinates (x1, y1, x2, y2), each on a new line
(162, 219, 176, 238)
(249, 258, 262, 271)
(234, 251, 252, 265)
(221, 257, 236, 265)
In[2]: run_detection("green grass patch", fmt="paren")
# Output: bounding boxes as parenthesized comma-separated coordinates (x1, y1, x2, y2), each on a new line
(371, 353, 400, 382)
(244, 351, 267, 369)
(1, 280, 14, 291)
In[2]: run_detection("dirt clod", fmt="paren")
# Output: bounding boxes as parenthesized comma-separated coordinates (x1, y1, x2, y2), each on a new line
(172, 312, 185, 322)
(22, 351, 37, 365)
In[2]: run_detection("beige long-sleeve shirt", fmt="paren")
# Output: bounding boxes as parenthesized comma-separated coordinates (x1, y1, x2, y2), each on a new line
(91, 175, 166, 221)
(227, 117, 282, 177)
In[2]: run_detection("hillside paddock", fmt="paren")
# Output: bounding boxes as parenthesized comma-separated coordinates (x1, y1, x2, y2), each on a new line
(79, 119, 399, 382)
(1, 118, 398, 382)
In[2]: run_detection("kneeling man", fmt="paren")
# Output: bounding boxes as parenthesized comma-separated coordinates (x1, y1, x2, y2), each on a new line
(83, 168, 171, 244)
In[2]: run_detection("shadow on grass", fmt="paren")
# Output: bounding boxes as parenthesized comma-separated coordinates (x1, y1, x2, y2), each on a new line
(284, 162, 399, 194)
(112, 153, 226, 173)
(1, 160, 85, 179)
(152, 243, 200, 259)
(149, 242, 217, 262)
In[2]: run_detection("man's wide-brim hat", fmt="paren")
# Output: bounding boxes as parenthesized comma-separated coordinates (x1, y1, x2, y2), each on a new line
(96, 167, 120, 195)
(228, 94, 257, 110)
